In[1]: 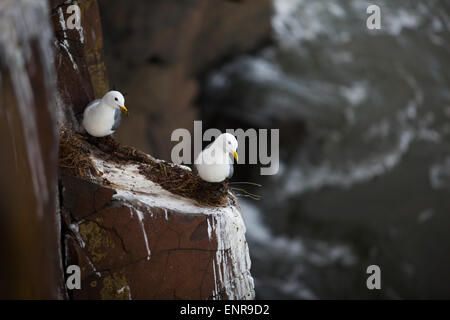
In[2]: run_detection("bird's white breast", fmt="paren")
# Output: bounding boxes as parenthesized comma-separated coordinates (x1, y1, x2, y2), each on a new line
(195, 146, 233, 182)
(82, 102, 116, 137)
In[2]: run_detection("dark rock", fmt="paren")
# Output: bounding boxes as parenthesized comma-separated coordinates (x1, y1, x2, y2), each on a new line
(50, 0, 109, 122)
(98, 0, 272, 159)
(61, 176, 116, 220)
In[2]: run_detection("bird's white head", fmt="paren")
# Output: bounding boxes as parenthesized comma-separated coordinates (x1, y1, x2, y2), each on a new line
(102, 90, 128, 114)
(216, 133, 239, 161)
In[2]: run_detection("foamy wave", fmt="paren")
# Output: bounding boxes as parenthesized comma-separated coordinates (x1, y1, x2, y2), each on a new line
(429, 157, 450, 190)
(284, 128, 414, 197)
(240, 200, 357, 299)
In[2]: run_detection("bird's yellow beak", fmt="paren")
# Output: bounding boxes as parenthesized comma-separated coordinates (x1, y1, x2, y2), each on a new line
(120, 105, 128, 115)
(232, 151, 238, 161)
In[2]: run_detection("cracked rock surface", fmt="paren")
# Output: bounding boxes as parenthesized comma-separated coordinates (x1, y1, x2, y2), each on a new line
(61, 160, 255, 300)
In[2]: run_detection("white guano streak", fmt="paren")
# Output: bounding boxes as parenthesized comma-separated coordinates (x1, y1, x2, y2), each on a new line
(57, 7, 78, 71)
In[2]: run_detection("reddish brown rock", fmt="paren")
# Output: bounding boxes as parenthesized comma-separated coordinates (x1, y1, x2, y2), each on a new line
(50, 0, 109, 122)
(61, 161, 255, 300)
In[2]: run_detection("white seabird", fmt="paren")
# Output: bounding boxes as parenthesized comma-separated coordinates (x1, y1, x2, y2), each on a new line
(82, 90, 128, 137)
(195, 133, 239, 183)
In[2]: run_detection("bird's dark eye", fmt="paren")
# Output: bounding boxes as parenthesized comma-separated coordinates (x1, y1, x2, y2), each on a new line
(115, 97, 118, 101)
(228, 141, 231, 145)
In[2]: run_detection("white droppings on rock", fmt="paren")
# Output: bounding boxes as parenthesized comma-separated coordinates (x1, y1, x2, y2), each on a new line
(212, 258, 219, 300)
(117, 285, 131, 299)
(91, 157, 222, 215)
(69, 223, 85, 248)
(87, 258, 101, 278)
(90, 156, 255, 299)
(57, 7, 78, 71)
(207, 217, 213, 241)
(135, 208, 151, 261)
(210, 206, 254, 299)
(117, 201, 152, 261)
(66, 222, 100, 277)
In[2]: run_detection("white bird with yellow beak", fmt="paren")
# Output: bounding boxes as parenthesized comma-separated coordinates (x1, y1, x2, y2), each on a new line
(195, 133, 239, 183)
(82, 90, 128, 137)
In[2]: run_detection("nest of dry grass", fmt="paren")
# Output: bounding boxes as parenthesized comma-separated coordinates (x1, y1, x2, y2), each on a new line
(59, 127, 229, 207)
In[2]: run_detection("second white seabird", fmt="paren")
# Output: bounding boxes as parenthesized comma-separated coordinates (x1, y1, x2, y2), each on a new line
(195, 133, 239, 183)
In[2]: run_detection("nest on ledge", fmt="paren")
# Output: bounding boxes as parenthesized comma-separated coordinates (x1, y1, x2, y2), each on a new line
(59, 127, 229, 207)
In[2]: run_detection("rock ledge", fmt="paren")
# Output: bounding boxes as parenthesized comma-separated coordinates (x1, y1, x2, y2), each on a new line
(61, 153, 254, 300)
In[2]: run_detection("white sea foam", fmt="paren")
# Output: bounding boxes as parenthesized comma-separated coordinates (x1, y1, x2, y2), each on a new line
(340, 82, 367, 106)
(384, 9, 421, 36)
(429, 157, 450, 190)
(240, 200, 357, 299)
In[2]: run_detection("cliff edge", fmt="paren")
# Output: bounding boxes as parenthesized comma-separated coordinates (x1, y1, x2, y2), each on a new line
(59, 131, 254, 299)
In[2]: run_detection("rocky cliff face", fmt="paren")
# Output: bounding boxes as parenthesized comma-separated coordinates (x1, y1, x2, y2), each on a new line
(50, 0, 109, 121)
(1, 0, 269, 299)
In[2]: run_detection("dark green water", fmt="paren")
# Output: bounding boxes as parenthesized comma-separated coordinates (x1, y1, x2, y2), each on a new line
(201, 0, 450, 299)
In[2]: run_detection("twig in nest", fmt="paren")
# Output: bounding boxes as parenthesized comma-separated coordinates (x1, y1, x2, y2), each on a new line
(228, 181, 262, 187)
(229, 187, 261, 201)
(59, 127, 230, 207)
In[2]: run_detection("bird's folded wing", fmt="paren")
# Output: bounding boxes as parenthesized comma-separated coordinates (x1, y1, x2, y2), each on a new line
(85, 99, 101, 110)
(111, 108, 122, 131)
(227, 163, 234, 179)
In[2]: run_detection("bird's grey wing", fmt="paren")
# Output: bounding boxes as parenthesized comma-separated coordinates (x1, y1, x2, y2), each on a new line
(226, 152, 236, 179)
(227, 163, 234, 179)
(86, 99, 101, 109)
(111, 108, 122, 131)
